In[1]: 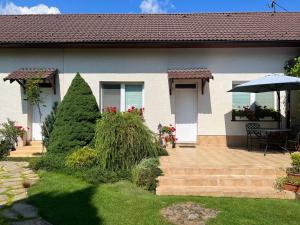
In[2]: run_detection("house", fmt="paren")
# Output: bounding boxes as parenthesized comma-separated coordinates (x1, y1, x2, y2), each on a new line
(0, 13, 300, 146)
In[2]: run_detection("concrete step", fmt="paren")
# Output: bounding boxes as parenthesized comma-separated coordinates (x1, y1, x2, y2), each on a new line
(160, 167, 286, 176)
(158, 175, 277, 187)
(156, 186, 296, 199)
(9, 152, 43, 157)
(16, 146, 44, 151)
(27, 141, 43, 146)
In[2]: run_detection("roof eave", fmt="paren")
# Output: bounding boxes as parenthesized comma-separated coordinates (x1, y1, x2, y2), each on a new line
(0, 40, 299, 48)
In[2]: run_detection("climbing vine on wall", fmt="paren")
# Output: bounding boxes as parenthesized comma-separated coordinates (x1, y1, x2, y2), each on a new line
(25, 77, 42, 106)
(25, 76, 49, 147)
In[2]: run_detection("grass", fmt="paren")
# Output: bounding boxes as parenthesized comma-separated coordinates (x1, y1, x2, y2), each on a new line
(26, 171, 300, 225)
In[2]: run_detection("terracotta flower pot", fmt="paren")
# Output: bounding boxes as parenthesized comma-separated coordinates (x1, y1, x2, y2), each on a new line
(287, 173, 300, 179)
(284, 183, 300, 193)
(17, 132, 27, 147)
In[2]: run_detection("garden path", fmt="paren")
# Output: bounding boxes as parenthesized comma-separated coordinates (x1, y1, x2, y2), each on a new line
(0, 161, 51, 225)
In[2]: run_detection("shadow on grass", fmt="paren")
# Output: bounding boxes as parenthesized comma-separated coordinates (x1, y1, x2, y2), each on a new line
(28, 186, 101, 225)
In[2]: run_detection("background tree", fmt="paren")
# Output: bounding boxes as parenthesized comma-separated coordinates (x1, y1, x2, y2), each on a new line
(285, 56, 300, 113)
(47, 73, 99, 153)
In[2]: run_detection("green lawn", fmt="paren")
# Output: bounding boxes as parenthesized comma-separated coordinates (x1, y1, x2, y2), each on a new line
(27, 171, 300, 225)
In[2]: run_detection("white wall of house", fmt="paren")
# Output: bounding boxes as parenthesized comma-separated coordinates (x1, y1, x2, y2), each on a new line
(0, 47, 299, 138)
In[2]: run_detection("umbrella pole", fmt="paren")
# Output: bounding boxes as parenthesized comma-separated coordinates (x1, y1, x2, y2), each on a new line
(277, 91, 281, 128)
(286, 90, 291, 129)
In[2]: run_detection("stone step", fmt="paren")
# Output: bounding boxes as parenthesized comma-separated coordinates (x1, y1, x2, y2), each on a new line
(160, 167, 286, 176)
(156, 186, 296, 199)
(158, 175, 277, 187)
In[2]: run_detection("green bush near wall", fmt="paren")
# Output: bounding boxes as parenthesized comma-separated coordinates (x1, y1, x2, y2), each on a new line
(47, 73, 100, 153)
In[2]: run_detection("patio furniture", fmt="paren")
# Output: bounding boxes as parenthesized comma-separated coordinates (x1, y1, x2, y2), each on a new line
(252, 128, 291, 155)
(287, 131, 300, 151)
(245, 123, 265, 150)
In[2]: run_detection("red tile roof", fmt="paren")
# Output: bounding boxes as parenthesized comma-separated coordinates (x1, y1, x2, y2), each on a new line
(0, 13, 299, 47)
(3, 68, 57, 81)
(168, 68, 213, 79)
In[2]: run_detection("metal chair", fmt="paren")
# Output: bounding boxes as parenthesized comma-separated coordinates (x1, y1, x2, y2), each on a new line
(245, 123, 262, 150)
(288, 132, 300, 152)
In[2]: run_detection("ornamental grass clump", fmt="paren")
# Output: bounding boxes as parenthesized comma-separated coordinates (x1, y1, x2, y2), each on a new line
(47, 73, 100, 153)
(95, 108, 161, 170)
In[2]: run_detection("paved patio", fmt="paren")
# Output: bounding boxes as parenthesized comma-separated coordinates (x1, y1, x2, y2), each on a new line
(160, 145, 291, 169)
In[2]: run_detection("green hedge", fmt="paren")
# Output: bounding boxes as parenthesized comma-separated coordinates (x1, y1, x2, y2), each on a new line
(47, 73, 100, 153)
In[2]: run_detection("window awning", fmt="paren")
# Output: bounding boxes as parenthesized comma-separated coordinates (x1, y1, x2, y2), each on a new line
(3, 68, 58, 94)
(168, 68, 213, 94)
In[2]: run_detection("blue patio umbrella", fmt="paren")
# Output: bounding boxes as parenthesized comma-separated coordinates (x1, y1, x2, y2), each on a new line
(228, 75, 300, 93)
(228, 74, 300, 128)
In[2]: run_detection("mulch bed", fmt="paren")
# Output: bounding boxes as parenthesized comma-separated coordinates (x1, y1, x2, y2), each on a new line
(161, 202, 219, 225)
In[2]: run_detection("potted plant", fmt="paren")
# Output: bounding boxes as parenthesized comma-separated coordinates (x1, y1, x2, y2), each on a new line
(275, 151, 300, 193)
(287, 152, 300, 179)
(158, 124, 177, 148)
(15, 125, 28, 147)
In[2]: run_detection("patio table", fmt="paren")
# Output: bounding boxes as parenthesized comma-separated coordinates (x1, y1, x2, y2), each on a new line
(251, 128, 291, 155)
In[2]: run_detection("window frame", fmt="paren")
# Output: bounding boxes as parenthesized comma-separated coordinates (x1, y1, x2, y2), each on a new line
(100, 82, 144, 112)
(232, 81, 277, 110)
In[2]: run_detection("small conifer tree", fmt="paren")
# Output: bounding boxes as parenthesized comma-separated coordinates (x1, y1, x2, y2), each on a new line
(47, 73, 99, 153)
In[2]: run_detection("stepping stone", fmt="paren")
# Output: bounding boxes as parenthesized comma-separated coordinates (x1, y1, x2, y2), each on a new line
(1, 209, 19, 219)
(0, 187, 8, 194)
(7, 188, 26, 195)
(11, 203, 38, 218)
(9, 218, 52, 225)
(0, 195, 8, 204)
(12, 193, 27, 202)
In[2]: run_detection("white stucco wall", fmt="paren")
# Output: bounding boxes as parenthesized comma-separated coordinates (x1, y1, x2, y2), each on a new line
(0, 47, 299, 136)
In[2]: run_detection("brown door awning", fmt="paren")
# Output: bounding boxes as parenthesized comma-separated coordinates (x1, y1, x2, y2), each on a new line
(3, 68, 58, 94)
(168, 68, 213, 94)
(3, 68, 57, 81)
(168, 68, 213, 80)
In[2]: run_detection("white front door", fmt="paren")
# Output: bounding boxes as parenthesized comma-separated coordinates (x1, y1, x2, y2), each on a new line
(32, 88, 53, 141)
(175, 85, 197, 143)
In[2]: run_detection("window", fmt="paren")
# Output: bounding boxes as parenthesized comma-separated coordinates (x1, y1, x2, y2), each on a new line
(232, 81, 275, 110)
(102, 84, 121, 111)
(255, 92, 274, 109)
(125, 85, 143, 109)
(101, 83, 143, 111)
(232, 82, 250, 109)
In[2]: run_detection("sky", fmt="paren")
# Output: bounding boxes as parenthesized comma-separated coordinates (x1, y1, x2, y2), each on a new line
(0, 0, 300, 15)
